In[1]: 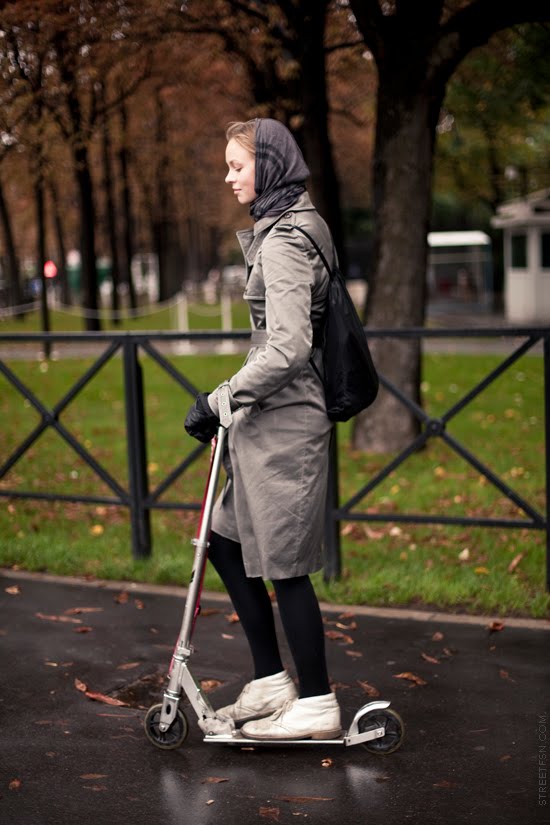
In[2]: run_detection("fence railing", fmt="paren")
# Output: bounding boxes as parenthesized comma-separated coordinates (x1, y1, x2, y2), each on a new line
(0, 327, 548, 590)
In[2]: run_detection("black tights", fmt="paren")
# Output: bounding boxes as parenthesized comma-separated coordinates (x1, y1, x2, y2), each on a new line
(208, 531, 331, 698)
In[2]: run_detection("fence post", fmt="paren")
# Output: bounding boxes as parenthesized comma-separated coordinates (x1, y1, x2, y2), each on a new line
(123, 338, 152, 558)
(323, 426, 341, 581)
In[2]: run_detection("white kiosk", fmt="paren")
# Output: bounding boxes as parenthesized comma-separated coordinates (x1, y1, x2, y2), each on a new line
(491, 189, 550, 322)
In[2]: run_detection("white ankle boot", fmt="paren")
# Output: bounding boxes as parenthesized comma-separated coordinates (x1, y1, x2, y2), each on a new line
(216, 670, 297, 723)
(240, 692, 341, 740)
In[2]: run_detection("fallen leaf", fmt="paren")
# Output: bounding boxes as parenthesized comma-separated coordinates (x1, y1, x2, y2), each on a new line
(499, 669, 515, 683)
(421, 652, 440, 665)
(90, 524, 104, 536)
(393, 672, 427, 686)
(221, 633, 234, 640)
(74, 678, 88, 693)
(433, 779, 460, 789)
(201, 777, 229, 784)
(364, 526, 385, 539)
(200, 608, 222, 617)
(206, 800, 214, 806)
(225, 612, 240, 623)
(80, 774, 107, 780)
(321, 758, 334, 768)
(259, 807, 280, 821)
(116, 662, 141, 671)
(345, 650, 363, 658)
(134, 599, 144, 610)
(5, 585, 21, 595)
(330, 681, 351, 691)
(338, 612, 356, 620)
(432, 631, 444, 642)
(335, 621, 357, 631)
(357, 679, 380, 698)
(36, 612, 82, 624)
(442, 647, 455, 657)
(73, 626, 93, 634)
(499, 754, 512, 762)
(200, 679, 223, 692)
(375, 775, 391, 783)
(83, 785, 108, 792)
(507, 553, 524, 573)
(324, 630, 354, 644)
(9, 778, 22, 790)
(114, 592, 129, 604)
(84, 691, 129, 707)
(275, 796, 335, 803)
(474, 566, 489, 575)
(64, 607, 103, 615)
(488, 621, 505, 633)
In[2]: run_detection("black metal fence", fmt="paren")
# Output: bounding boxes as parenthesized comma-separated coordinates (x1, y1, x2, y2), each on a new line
(0, 327, 548, 590)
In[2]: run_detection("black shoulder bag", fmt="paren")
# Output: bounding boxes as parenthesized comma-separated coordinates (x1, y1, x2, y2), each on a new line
(292, 226, 379, 422)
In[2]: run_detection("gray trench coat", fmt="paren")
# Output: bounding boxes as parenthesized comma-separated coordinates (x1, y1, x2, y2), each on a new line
(208, 192, 334, 580)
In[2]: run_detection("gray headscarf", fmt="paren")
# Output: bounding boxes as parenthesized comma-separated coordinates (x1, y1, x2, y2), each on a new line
(250, 118, 310, 222)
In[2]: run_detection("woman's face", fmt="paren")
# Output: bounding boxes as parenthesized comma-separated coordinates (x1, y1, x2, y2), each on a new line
(225, 138, 256, 205)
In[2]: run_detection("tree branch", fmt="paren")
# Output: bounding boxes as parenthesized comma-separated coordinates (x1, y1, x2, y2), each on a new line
(325, 38, 364, 54)
(435, 0, 550, 82)
(347, 0, 386, 62)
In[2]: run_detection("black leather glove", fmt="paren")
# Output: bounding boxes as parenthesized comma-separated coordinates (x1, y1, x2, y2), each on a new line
(184, 392, 219, 443)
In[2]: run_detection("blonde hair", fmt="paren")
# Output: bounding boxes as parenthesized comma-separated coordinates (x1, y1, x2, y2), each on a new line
(225, 120, 257, 156)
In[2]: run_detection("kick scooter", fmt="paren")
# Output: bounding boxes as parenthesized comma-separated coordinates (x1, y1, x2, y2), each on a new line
(144, 403, 405, 754)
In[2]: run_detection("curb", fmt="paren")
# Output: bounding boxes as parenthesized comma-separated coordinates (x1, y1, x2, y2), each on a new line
(2, 567, 549, 631)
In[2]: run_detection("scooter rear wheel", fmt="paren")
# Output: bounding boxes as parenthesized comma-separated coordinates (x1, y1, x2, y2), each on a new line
(358, 708, 405, 754)
(144, 703, 189, 750)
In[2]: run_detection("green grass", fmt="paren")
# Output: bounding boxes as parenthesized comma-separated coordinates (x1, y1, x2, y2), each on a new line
(0, 348, 547, 618)
(0, 301, 251, 333)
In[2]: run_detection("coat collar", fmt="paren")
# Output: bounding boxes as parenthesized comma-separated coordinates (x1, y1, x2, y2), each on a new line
(236, 191, 315, 265)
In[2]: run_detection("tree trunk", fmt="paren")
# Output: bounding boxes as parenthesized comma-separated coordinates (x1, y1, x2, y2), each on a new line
(118, 96, 137, 309)
(49, 180, 70, 305)
(154, 91, 182, 300)
(0, 176, 22, 307)
(297, 0, 347, 273)
(74, 145, 100, 331)
(100, 90, 122, 324)
(35, 172, 50, 356)
(352, 75, 443, 453)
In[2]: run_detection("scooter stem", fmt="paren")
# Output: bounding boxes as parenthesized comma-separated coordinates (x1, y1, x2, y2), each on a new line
(175, 424, 227, 657)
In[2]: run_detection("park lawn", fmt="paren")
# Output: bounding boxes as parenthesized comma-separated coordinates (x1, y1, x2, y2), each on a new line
(0, 301, 251, 333)
(0, 348, 547, 618)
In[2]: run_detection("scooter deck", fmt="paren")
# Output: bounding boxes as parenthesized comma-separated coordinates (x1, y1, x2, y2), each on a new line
(203, 725, 386, 747)
(203, 731, 346, 746)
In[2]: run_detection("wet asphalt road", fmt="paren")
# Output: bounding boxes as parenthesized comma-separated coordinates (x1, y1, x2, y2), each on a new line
(0, 571, 548, 825)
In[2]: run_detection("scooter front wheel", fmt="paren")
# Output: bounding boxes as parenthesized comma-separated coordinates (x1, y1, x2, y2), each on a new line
(358, 708, 405, 755)
(144, 703, 189, 750)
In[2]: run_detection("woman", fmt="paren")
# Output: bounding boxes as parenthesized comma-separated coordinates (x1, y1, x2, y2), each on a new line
(184, 118, 341, 740)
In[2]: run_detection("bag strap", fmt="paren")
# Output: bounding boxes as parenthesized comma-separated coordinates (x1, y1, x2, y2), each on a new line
(289, 224, 335, 387)
(291, 225, 336, 280)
